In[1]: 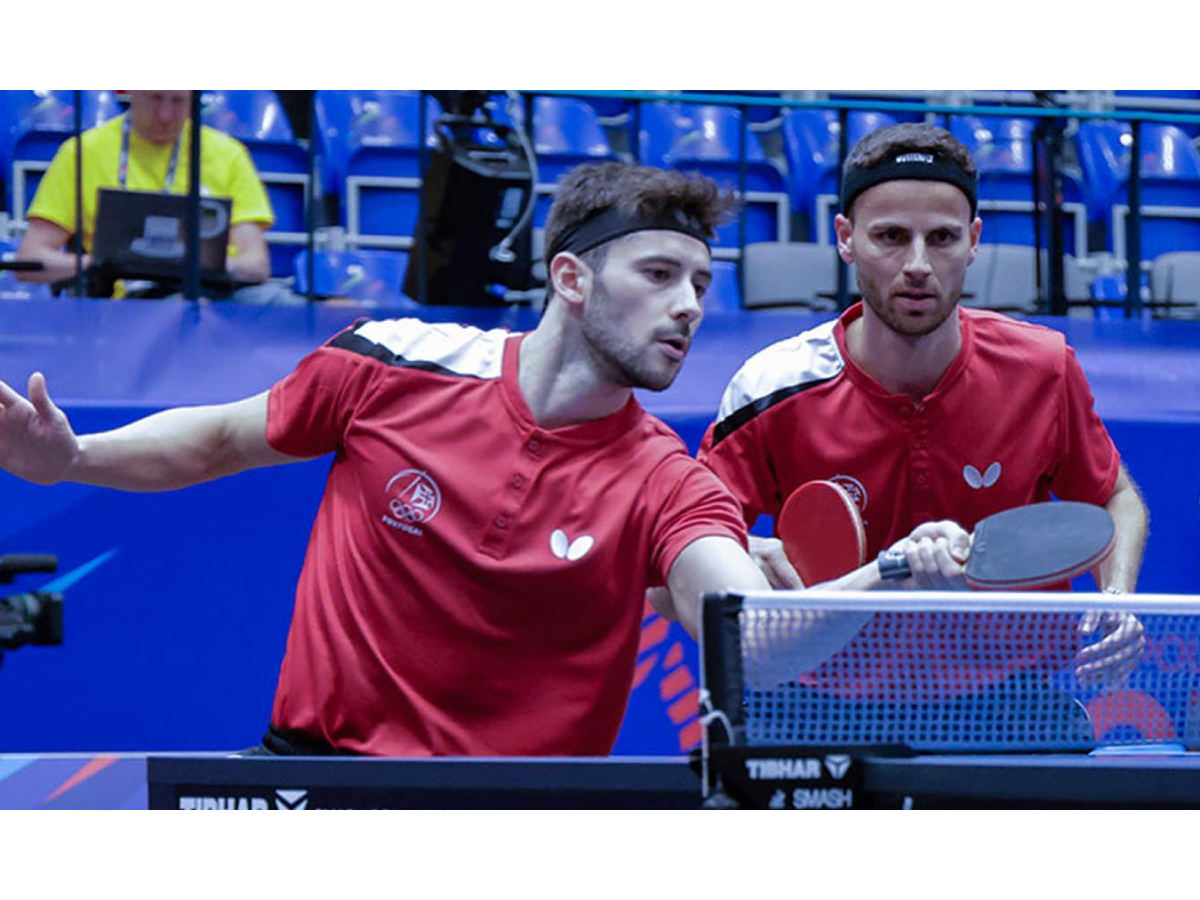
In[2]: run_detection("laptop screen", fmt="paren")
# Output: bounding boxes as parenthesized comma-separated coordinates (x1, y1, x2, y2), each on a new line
(92, 188, 232, 281)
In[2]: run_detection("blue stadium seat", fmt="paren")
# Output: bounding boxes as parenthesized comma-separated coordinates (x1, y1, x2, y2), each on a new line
(1076, 121, 1200, 263)
(292, 247, 419, 307)
(639, 103, 789, 255)
(532, 96, 618, 226)
(948, 115, 1087, 254)
(316, 91, 422, 229)
(317, 91, 439, 250)
(200, 90, 295, 142)
(782, 109, 898, 243)
(200, 90, 310, 278)
(2, 90, 122, 218)
(313, 89, 356, 206)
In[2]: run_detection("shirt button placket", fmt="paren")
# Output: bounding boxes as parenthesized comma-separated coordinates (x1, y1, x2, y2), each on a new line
(908, 404, 932, 495)
(482, 434, 544, 558)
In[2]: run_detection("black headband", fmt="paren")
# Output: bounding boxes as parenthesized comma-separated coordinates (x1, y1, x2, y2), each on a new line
(842, 151, 978, 217)
(547, 205, 712, 261)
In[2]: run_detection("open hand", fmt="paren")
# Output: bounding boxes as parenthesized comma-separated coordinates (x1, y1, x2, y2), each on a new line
(0, 372, 79, 485)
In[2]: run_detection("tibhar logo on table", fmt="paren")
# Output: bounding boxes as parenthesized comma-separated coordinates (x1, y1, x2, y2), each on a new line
(745, 755, 852, 781)
(178, 789, 309, 810)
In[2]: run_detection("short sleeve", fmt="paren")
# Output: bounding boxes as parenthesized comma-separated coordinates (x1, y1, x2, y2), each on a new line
(645, 456, 749, 584)
(223, 137, 274, 227)
(267, 330, 385, 458)
(26, 137, 78, 233)
(1048, 345, 1120, 504)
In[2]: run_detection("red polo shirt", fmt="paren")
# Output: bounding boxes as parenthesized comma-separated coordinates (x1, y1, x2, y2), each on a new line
(266, 318, 746, 755)
(699, 304, 1119, 699)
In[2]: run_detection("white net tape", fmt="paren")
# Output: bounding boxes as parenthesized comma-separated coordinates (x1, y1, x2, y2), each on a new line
(729, 591, 1200, 751)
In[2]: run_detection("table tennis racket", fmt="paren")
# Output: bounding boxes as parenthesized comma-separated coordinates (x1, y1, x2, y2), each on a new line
(777, 480, 867, 586)
(877, 501, 1116, 589)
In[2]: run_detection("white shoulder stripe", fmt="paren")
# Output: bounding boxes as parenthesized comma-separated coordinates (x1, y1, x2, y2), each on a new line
(717, 318, 844, 421)
(354, 318, 511, 379)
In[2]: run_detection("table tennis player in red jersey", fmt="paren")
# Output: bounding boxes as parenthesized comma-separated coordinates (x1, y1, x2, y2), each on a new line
(697, 123, 1148, 691)
(0, 161, 970, 758)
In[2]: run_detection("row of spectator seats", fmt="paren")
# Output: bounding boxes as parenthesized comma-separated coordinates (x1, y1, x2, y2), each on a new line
(4, 91, 1200, 263)
(9, 228, 1194, 318)
(303, 92, 1200, 266)
(3, 91, 1200, 305)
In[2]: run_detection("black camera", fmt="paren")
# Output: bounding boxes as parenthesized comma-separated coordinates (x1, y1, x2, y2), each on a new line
(0, 555, 62, 651)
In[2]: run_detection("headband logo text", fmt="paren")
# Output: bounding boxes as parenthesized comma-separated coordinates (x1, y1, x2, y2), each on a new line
(894, 153, 935, 165)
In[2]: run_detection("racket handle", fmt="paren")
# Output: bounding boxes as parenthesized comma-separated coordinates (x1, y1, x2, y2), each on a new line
(876, 550, 911, 581)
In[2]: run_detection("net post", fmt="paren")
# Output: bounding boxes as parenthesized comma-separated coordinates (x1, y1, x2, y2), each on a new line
(700, 591, 746, 745)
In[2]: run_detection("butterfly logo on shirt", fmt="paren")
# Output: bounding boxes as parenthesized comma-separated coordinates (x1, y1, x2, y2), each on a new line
(550, 529, 594, 561)
(963, 462, 1002, 489)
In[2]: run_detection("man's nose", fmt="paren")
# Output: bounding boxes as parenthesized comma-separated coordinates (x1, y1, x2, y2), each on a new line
(671, 281, 703, 323)
(903, 238, 933, 276)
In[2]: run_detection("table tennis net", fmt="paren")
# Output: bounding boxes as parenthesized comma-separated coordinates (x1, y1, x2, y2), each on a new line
(710, 592, 1200, 752)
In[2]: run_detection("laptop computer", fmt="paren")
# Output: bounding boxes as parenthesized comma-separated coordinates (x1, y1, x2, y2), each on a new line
(92, 188, 232, 284)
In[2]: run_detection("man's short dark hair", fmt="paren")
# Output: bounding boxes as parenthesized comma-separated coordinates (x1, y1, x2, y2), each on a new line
(842, 123, 978, 218)
(543, 162, 737, 270)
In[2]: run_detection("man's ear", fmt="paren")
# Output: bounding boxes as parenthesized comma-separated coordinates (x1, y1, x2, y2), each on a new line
(834, 213, 855, 264)
(967, 216, 983, 266)
(548, 252, 590, 308)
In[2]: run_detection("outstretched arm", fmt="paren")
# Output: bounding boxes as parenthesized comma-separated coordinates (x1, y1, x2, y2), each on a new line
(0, 373, 304, 491)
(660, 521, 971, 641)
(744, 520, 971, 592)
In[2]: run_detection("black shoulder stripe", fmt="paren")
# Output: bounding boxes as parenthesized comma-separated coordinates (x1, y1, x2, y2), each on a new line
(327, 329, 488, 379)
(710, 374, 839, 447)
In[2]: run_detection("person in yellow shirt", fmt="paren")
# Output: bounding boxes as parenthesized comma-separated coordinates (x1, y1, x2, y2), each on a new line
(16, 90, 276, 296)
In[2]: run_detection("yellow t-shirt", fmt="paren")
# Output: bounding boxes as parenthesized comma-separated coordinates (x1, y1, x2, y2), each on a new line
(27, 114, 274, 253)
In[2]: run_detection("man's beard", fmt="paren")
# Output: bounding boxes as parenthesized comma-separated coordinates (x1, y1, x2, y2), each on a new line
(580, 282, 686, 392)
(860, 279, 958, 339)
